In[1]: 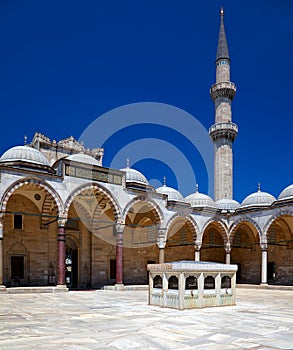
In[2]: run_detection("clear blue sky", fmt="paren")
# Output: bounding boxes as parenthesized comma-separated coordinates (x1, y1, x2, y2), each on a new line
(0, 0, 292, 202)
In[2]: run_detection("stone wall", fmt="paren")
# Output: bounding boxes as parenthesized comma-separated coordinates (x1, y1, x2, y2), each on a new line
(4, 194, 58, 287)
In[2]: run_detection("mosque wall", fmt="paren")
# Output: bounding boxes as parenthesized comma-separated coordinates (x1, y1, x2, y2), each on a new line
(165, 245, 195, 263)
(91, 236, 116, 288)
(231, 247, 261, 284)
(3, 194, 58, 287)
(267, 245, 293, 285)
(123, 245, 159, 285)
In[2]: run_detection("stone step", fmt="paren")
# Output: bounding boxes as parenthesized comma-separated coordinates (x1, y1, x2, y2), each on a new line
(6, 286, 68, 294)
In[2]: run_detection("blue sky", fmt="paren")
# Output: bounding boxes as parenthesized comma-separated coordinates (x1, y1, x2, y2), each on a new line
(0, 0, 292, 202)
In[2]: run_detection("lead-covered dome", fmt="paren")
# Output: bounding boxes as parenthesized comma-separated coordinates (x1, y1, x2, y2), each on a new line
(0, 145, 50, 166)
(156, 178, 184, 201)
(241, 185, 276, 207)
(278, 184, 293, 200)
(216, 198, 240, 211)
(67, 153, 100, 166)
(120, 166, 148, 185)
(185, 185, 215, 208)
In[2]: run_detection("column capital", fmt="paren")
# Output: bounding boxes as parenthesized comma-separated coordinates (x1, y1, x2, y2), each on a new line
(158, 228, 167, 237)
(115, 222, 124, 234)
(58, 217, 67, 228)
(157, 228, 167, 249)
(195, 239, 202, 250)
(224, 242, 231, 253)
(260, 239, 267, 250)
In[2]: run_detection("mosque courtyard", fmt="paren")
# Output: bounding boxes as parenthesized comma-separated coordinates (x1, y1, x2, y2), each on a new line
(0, 287, 292, 349)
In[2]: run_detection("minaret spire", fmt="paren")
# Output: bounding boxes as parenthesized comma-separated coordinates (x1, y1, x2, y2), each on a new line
(209, 8, 238, 201)
(216, 7, 230, 61)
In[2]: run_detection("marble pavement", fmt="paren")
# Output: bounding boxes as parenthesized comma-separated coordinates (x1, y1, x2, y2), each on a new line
(0, 287, 292, 349)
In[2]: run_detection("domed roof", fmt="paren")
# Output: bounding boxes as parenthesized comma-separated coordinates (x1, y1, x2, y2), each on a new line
(241, 185, 276, 207)
(120, 161, 148, 185)
(216, 198, 240, 211)
(278, 184, 293, 200)
(0, 145, 50, 166)
(185, 185, 215, 208)
(67, 153, 100, 166)
(156, 178, 184, 201)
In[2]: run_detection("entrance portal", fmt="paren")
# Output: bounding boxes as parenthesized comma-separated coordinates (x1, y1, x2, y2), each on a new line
(65, 237, 78, 288)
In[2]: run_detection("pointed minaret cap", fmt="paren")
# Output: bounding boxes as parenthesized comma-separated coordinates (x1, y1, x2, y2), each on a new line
(216, 7, 230, 62)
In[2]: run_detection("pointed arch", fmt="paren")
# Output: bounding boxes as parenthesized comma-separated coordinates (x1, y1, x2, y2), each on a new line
(122, 196, 163, 225)
(263, 209, 293, 237)
(0, 176, 63, 215)
(165, 214, 199, 243)
(229, 216, 262, 242)
(201, 219, 228, 244)
(64, 182, 121, 221)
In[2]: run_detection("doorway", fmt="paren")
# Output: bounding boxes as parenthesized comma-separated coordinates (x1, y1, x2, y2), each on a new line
(267, 262, 276, 283)
(11, 255, 25, 286)
(65, 237, 78, 288)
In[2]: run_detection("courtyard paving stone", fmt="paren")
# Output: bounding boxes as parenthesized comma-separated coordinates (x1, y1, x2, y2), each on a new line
(0, 288, 292, 349)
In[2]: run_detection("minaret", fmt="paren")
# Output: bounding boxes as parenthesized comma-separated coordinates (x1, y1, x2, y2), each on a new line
(209, 8, 238, 201)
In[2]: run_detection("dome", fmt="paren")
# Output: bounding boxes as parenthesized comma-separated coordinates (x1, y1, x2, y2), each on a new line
(216, 198, 240, 211)
(278, 184, 293, 200)
(156, 179, 184, 201)
(120, 166, 148, 185)
(67, 153, 100, 166)
(0, 145, 50, 166)
(241, 185, 276, 207)
(185, 186, 215, 208)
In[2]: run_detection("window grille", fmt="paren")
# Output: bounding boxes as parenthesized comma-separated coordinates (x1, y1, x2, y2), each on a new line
(185, 276, 198, 290)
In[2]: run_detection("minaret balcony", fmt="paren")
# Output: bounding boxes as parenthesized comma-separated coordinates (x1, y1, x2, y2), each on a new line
(210, 81, 236, 101)
(209, 122, 238, 141)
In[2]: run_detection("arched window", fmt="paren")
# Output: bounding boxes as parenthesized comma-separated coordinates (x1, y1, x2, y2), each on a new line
(168, 275, 178, 290)
(153, 275, 162, 288)
(221, 276, 231, 288)
(204, 276, 215, 289)
(185, 276, 198, 290)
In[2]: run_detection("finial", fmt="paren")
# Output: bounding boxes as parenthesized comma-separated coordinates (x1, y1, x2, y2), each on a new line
(163, 176, 166, 186)
(24, 135, 27, 145)
(220, 7, 224, 17)
(195, 184, 199, 193)
(126, 158, 130, 168)
(258, 182, 261, 192)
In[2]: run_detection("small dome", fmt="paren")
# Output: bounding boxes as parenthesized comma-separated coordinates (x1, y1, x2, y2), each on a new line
(241, 185, 276, 207)
(216, 198, 240, 211)
(0, 145, 50, 166)
(185, 185, 215, 208)
(67, 153, 100, 166)
(120, 166, 148, 185)
(278, 184, 293, 200)
(156, 179, 183, 201)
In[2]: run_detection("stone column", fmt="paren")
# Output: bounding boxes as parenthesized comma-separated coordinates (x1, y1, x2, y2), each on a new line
(57, 219, 67, 287)
(225, 242, 231, 264)
(157, 229, 166, 264)
(179, 273, 185, 310)
(261, 243, 268, 285)
(115, 223, 124, 288)
(0, 214, 6, 291)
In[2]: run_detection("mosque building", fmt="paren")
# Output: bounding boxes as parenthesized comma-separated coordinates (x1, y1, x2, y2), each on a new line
(0, 9, 292, 292)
